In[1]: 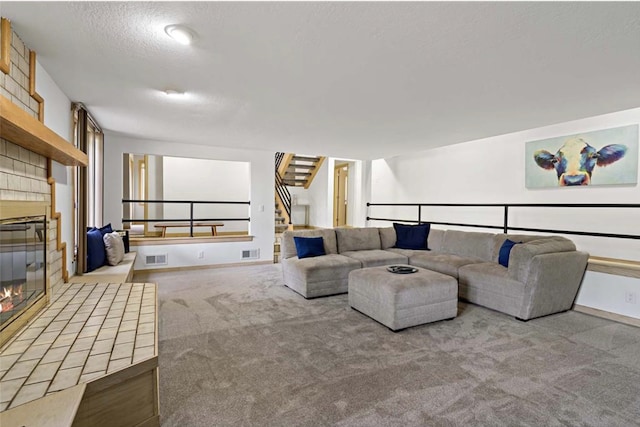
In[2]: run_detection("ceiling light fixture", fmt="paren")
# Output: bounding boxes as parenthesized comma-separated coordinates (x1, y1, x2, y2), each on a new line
(164, 24, 195, 45)
(163, 89, 185, 97)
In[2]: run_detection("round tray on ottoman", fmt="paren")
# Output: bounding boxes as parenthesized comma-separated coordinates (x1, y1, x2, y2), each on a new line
(348, 265, 458, 331)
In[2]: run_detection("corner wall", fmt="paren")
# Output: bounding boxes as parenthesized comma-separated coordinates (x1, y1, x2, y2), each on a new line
(370, 107, 640, 319)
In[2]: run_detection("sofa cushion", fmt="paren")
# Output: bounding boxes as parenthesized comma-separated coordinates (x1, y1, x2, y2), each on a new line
(282, 254, 361, 285)
(293, 236, 326, 259)
(341, 249, 408, 268)
(427, 228, 445, 252)
(442, 230, 494, 261)
(336, 227, 381, 253)
(393, 223, 430, 250)
(282, 229, 338, 259)
(508, 237, 577, 282)
(379, 227, 396, 250)
(409, 252, 482, 278)
(458, 262, 526, 317)
(491, 234, 544, 261)
(385, 247, 418, 258)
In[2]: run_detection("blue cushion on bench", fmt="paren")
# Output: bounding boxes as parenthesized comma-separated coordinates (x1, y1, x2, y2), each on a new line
(87, 228, 106, 272)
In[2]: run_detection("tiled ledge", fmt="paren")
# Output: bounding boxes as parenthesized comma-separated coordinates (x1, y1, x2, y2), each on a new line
(0, 282, 157, 411)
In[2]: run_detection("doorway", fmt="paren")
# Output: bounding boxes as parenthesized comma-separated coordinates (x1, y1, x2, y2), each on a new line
(333, 163, 349, 227)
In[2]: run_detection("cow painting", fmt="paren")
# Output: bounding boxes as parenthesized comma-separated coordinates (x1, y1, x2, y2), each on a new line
(533, 137, 628, 186)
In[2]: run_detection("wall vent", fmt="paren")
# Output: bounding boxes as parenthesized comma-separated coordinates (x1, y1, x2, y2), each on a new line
(145, 254, 168, 265)
(242, 249, 260, 260)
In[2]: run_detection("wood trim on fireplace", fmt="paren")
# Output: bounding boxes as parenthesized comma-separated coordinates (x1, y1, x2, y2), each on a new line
(0, 95, 88, 166)
(0, 17, 10, 75)
(29, 51, 45, 123)
(48, 159, 69, 283)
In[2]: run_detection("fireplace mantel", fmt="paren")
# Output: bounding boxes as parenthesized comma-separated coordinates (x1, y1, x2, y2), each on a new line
(0, 95, 87, 166)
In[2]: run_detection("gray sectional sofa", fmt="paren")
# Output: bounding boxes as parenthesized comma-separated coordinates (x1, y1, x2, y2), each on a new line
(281, 226, 589, 321)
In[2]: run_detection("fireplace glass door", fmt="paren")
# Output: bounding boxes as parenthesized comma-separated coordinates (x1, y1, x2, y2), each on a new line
(0, 215, 46, 327)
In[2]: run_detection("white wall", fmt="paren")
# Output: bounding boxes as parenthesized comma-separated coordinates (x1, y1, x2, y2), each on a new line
(162, 156, 250, 233)
(369, 107, 640, 319)
(103, 133, 274, 270)
(304, 158, 370, 228)
(36, 60, 73, 277)
(300, 159, 332, 228)
(146, 154, 163, 232)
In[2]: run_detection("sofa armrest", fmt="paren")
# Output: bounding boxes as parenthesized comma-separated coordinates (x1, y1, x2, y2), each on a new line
(508, 238, 576, 282)
(517, 251, 589, 320)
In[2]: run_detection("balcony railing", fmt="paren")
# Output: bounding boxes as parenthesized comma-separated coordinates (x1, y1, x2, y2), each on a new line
(367, 202, 640, 240)
(122, 199, 250, 237)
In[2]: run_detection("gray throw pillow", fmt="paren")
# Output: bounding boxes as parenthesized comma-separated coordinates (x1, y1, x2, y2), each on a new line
(103, 231, 125, 266)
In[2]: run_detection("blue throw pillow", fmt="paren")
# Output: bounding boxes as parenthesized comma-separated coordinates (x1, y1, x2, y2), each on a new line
(393, 222, 430, 250)
(498, 239, 520, 267)
(293, 236, 326, 259)
(86, 228, 106, 272)
(99, 223, 113, 235)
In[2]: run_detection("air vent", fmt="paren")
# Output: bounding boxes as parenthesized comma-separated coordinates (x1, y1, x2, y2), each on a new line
(242, 249, 259, 260)
(145, 254, 168, 265)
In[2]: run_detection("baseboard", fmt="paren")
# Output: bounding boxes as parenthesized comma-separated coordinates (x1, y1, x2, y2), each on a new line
(133, 260, 273, 275)
(573, 304, 640, 328)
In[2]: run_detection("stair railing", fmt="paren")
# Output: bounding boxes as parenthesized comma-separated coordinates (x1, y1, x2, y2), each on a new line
(275, 153, 292, 224)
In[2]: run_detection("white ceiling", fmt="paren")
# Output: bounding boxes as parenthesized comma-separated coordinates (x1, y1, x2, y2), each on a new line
(2, 2, 640, 160)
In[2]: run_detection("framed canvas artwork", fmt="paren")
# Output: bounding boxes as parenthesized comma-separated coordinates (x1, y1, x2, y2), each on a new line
(525, 124, 639, 188)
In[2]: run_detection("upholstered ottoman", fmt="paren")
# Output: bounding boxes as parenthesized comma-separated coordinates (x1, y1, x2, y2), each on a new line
(348, 265, 458, 331)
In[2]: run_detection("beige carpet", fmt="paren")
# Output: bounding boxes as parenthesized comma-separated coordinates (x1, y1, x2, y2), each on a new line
(134, 264, 640, 427)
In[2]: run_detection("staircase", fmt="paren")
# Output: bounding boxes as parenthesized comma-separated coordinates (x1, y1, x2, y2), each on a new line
(274, 204, 288, 234)
(273, 152, 325, 263)
(280, 155, 326, 188)
(274, 203, 286, 263)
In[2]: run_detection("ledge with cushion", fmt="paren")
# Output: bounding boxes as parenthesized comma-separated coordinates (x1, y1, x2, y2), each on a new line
(77, 224, 136, 283)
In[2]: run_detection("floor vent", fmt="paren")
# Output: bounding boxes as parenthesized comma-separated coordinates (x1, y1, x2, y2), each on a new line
(145, 254, 168, 265)
(242, 249, 260, 260)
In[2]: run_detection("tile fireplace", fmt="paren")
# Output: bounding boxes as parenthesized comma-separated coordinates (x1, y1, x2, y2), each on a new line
(0, 215, 46, 331)
(0, 201, 50, 347)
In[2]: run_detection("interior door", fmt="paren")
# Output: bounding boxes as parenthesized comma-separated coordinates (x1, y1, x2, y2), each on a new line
(333, 164, 348, 227)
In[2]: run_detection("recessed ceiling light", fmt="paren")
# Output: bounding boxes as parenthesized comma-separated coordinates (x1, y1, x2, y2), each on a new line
(163, 89, 185, 97)
(164, 24, 195, 45)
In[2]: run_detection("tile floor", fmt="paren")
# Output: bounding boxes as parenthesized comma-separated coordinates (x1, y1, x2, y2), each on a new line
(0, 282, 157, 411)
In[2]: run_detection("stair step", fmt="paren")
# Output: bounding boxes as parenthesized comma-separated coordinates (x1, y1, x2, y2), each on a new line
(287, 165, 316, 172)
(275, 224, 288, 231)
(292, 156, 320, 162)
(275, 216, 285, 222)
(284, 179, 307, 184)
(284, 172, 312, 177)
(275, 209, 282, 214)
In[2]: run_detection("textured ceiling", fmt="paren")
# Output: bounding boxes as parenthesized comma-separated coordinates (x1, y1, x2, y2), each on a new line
(2, 2, 640, 160)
